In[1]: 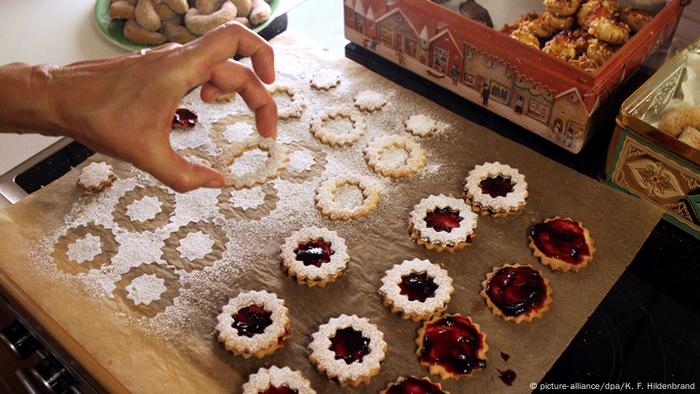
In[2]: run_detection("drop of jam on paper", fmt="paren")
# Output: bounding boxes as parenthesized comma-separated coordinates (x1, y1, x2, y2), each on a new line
(485, 266, 547, 316)
(424, 207, 463, 233)
(171, 108, 198, 129)
(232, 305, 272, 338)
(420, 315, 487, 375)
(530, 218, 590, 264)
(294, 239, 334, 267)
(400, 272, 439, 302)
(498, 369, 517, 386)
(385, 377, 446, 394)
(260, 386, 298, 394)
(329, 327, 371, 364)
(479, 175, 514, 198)
(501, 352, 511, 362)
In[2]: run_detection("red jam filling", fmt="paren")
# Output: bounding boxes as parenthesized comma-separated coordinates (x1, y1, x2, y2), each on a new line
(479, 175, 514, 198)
(294, 240, 333, 267)
(329, 327, 370, 364)
(424, 208, 462, 232)
(486, 266, 547, 316)
(171, 108, 198, 129)
(260, 386, 298, 394)
(385, 377, 445, 394)
(400, 272, 438, 302)
(420, 315, 487, 375)
(531, 218, 590, 264)
(232, 305, 272, 338)
(498, 369, 517, 386)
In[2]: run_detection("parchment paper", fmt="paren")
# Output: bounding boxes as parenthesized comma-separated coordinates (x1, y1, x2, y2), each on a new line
(0, 33, 661, 393)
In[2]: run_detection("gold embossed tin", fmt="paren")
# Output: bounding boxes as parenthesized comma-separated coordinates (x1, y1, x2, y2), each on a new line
(606, 38, 700, 238)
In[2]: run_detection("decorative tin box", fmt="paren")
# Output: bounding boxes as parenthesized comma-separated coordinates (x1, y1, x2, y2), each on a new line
(343, 0, 687, 153)
(606, 38, 700, 238)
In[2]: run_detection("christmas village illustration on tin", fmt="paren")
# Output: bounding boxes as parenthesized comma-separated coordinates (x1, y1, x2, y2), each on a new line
(344, 0, 604, 153)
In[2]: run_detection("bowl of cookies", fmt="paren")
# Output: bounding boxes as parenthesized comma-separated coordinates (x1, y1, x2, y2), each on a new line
(95, 0, 279, 50)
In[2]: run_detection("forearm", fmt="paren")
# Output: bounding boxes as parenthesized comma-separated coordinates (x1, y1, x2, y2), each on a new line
(0, 62, 64, 136)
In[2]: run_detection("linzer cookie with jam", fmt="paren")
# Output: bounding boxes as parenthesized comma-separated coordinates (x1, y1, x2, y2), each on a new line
(463, 162, 528, 216)
(529, 217, 595, 272)
(308, 314, 387, 388)
(380, 376, 448, 394)
(409, 195, 478, 252)
(280, 226, 350, 287)
(481, 264, 552, 323)
(215, 290, 290, 359)
(379, 258, 453, 321)
(416, 314, 488, 380)
(242, 366, 316, 394)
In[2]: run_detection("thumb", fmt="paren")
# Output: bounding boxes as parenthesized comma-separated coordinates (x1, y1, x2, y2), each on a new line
(139, 143, 225, 193)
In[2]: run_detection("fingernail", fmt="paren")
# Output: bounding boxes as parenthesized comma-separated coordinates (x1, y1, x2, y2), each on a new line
(204, 178, 224, 188)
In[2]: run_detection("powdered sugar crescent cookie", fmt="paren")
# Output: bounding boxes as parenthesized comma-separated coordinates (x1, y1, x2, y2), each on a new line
(379, 258, 453, 322)
(354, 90, 387, 112)
(309, 106, 367, 147)
(405, 114, 439, 137)
(267, 84, 305, 119)
(365, 135, 426, 178)
(529, 217, 595, 272)
(215, 137, 288, 189)
(380, 376, 449, 394)
(242, 366, 316, 394)
(280, 226, 350, 287)
(463, 162, 528, 216)
(315, 175, 380, 220)
(308, 314, 387, 388)
(409, 195, 478, 253)
(310, 72, 341, 91)
(77, 162, 116, 193)
(215, 290, 290, 359)
(481, 263, 552, 323)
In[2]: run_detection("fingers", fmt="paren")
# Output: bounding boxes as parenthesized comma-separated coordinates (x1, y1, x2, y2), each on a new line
(137, 141, 225, 193)
(185, 21, 275, 84)
(199, 59, 277, 138)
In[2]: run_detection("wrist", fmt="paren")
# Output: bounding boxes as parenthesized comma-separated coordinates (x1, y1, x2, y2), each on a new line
(0, 63, 66, 137)
(28, 64, 68, 137)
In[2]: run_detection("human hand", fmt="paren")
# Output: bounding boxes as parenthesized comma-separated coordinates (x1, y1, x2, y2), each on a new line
(44, 22, 276, 192)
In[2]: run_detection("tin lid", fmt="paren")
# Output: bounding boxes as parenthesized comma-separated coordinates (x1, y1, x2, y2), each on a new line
(620, 38, 700, 166)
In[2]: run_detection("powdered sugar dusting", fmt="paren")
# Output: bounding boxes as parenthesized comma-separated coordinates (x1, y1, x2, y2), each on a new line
(229, 149, 269, 177)
(230, 186, 266, 211)
(223, 123, 255, 143)
(177, 231, 215, 261)
(288, 150, 315, 173)
(125, 274, 167, 306)
(66, 234, 102, 263)
(126, 196, 162, 223)
(334, 185, 365, 210)
(378, 146, 409, 167)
